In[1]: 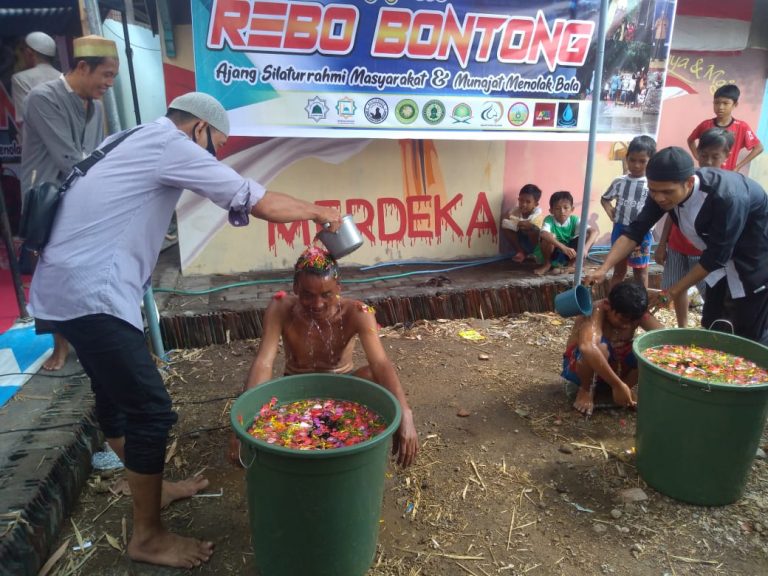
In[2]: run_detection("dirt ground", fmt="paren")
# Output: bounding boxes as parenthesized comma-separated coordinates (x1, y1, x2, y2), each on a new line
(44, 310, 768, 576)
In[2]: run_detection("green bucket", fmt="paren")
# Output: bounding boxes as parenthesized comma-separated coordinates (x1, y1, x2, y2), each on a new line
(230, 374, 402, 576)
(634, 329, 768, 506)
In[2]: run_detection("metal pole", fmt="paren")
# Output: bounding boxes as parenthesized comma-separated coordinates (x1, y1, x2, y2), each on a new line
(0, 178, 29, 320)
(82, 0, 123, 134)
(118, 2, 164, 357)
(573, 0, 610, 287)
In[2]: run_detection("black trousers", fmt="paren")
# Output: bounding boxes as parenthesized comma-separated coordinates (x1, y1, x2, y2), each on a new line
(51, 314, 177, 474)
(702, 278, 768, 346)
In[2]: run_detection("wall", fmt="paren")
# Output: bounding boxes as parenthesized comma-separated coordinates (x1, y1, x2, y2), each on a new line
(164, 24, 768, 276)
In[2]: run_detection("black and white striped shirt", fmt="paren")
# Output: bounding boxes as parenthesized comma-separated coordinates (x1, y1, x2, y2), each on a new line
(602, 175, 649, 226)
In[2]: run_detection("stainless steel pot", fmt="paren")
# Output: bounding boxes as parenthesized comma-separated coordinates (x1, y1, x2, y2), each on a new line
(317, 214, 363, 259)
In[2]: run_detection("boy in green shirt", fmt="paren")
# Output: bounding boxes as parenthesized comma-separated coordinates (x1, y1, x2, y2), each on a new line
(534, 191, 597, 275)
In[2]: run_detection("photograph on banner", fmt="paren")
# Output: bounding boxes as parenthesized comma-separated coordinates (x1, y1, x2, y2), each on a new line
(593, 0, 676, 135)
(193, 0, 676, 140)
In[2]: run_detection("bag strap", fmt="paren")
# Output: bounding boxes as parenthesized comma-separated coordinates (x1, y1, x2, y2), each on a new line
(69, 125, 143, 180)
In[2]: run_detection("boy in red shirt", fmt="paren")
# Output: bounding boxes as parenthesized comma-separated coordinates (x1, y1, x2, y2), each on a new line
(687, 84, 763, 172)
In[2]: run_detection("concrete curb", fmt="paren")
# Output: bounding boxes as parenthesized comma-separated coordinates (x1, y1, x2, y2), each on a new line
(0, 361, 100, 576)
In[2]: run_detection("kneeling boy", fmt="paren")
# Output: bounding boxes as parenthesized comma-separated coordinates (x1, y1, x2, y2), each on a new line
(562, 282, 663, 415)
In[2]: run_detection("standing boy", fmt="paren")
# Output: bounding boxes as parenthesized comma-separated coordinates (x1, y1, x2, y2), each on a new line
(501, 184, 544, 263)
(562, 282, 663, 416)
(601, 135, 656, 289)
(687, 84, 763, 172)
(534, 191, 597, 276)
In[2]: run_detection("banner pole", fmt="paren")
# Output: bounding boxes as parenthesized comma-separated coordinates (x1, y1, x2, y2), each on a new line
(573, 0, 610, 288)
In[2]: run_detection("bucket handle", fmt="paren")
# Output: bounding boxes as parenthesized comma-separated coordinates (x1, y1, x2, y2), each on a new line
(708, 319, 734, 334)
(238, 441, 257, 469)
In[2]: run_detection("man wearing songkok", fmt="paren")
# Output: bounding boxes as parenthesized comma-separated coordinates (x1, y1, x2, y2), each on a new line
(21, 34, 119, 370)
(585, 146, 768, 345)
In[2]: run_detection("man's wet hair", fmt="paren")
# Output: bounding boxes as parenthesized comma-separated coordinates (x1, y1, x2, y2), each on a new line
(519, 184, 542, 202)
(609, 282, 648, 321)
(293, 246, 339, 280)
(713, 84, 740, 103)
(698, 127, 734, 153)
(628, 134, 656, 157)
(549, 190, 573, 209)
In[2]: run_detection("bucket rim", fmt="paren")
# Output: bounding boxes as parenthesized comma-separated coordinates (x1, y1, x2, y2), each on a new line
(230, 373, 403, 459)
(633, 328, 768, 391)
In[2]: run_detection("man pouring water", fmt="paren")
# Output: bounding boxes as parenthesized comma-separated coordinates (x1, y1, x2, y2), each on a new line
(28, 92, 341, 569)
(585, 146, 768, 345)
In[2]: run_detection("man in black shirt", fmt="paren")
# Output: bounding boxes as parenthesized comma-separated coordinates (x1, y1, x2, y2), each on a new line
(585, 146, 768, 344)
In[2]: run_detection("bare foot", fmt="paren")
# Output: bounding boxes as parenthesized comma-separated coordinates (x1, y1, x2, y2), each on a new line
(573, 386, 594, 416)
(111, 474, 210, 508)
(128, 528, 214, 568)
(552, 267, 566, 275)
(161, 475, 210, 509)
(43, 337, 69, 371)
(533, 263, 551, 276)
(512, 251, 526, 263)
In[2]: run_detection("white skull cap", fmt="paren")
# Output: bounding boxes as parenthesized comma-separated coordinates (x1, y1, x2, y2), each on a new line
(26, 32, 56, 57)
(168, 92, 230, 136)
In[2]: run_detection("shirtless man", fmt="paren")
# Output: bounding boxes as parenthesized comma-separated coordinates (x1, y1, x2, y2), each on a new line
(230, 246, 419, 467)
(561, 282, 663, 416)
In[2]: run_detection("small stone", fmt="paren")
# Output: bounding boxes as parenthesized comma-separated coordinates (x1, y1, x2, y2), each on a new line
(553, 419, 563, 426)
(478, 353, 490, 361)
(515, 408, 530, 418)
(610, 509, 623, 519)
(619, 526, 630, 534)
(630, 543, 643, 553)
(756, 448, 766, 460)
(558, 444, 573, 455)
(456, 408, 471, 417)
(755, 522, 764, 533)
(592, 523, 608, 534)
(616, 487, 648, 503)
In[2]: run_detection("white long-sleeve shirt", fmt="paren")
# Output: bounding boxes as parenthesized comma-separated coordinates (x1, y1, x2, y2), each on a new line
(30, 116, 265, 330)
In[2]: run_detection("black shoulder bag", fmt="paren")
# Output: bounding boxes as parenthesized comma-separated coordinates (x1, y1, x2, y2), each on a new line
(19, 127, 143, 267)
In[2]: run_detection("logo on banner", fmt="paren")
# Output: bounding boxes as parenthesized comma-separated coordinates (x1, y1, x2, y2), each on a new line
(395, 99, 418, 124)
(364, 98, 388, 124)
(557, 102, 579, 128)
(305, 96, 329, 123)
(451, 103, 472, 124)
(336, 97, 356, 120)
(507, 102, 529, 127)
(422, 100, 446, 125)
(480, 101, 503, 126)
(533, 103, 556, 127)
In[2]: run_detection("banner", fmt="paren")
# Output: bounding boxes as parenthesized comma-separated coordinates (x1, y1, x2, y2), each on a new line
(192, 0, 676, 140)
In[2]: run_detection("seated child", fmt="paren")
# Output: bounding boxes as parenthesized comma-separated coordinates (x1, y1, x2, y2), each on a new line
(600, 135, 656, 289)
(534, 190, 597, 275)
(562, 282, 663, 416)
(655, 127, 732, 326)
(501, 184, 544, 263)
(230, 246, 418, 467)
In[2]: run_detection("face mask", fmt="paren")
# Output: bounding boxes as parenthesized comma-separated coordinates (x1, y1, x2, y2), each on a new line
(205, 126, 216, 156)
(194, 122, 217, 156)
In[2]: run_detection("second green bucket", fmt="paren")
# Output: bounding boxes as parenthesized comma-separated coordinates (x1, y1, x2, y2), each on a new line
(634, 329, 768, 506)
(231, 374, 402, 576)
